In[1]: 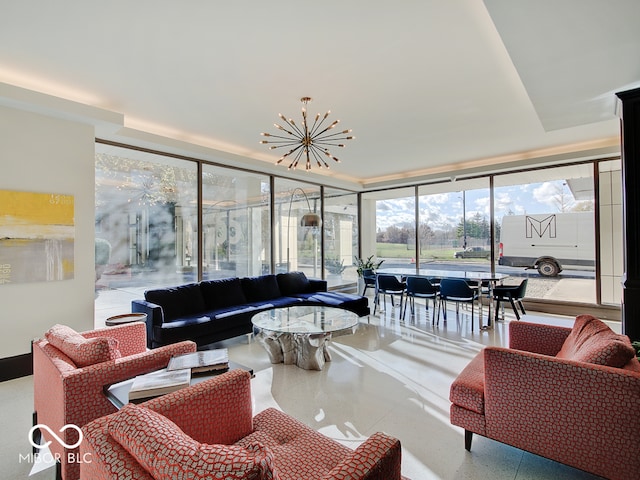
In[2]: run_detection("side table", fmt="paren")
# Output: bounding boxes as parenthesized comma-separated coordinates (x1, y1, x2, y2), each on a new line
(105, 313, 147, 326)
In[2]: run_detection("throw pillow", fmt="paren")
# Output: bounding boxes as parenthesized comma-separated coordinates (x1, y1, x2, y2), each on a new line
(45, 324, 120, 367)
(108, 404, 279, 480)
(276, 272, 311, 295)
(556, 314, 635, 368)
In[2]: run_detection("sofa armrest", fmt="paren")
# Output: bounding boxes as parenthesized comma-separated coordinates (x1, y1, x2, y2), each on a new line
(308, 278, 328, 292)
(483, 347, 640, 472)
(81, 321, 147, 357)
(322, 432, 402, 480)
(132, 299, 163, 348)
(61, 341, 196, 428)
(140, 369, 254, 445)
(508, 321, 571, 356)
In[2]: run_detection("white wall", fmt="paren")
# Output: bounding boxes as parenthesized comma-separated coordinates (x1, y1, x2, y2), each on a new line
(0, 105, 95, 358)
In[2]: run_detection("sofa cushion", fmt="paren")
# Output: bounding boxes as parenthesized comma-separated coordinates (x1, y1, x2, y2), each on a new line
(108, 403, 278, 480)
(145, 283, 206, 322)
(276, 272, 312, 295)
(556, 314, 636, 368)
(241, 275, 282, 302)
(200, 277, 247, 309)
(45, 324, 120, 368)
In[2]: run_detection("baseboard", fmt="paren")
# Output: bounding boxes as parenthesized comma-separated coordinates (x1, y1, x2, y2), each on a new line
(0, 352, 33, 382)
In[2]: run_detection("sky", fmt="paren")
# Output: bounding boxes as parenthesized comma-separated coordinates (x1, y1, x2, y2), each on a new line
(375, 179, 592, 232)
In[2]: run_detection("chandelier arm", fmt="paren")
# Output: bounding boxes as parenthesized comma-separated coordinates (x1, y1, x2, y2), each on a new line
(281, 115, 306, 139)
(276, 144, 305, 165)
(309, 145, 330, 168)
(307, 113, 322, 138)
(273, 122, 299, 137)
(308, 114, 331, 138)
(313, 130, 353, 140)
(262, 133, 304, 142)
(290, 147, 306, 169)
(311, 121, 341, 140)
(266, 140, 306, 148)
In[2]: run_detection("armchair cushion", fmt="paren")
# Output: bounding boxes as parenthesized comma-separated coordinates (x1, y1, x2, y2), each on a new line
(45, 324, 121, 367)
(556, 314, 635, 368)
(109, 403, 277, 480)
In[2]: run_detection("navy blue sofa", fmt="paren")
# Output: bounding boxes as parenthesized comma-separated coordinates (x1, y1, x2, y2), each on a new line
(131, 272, 369, 348)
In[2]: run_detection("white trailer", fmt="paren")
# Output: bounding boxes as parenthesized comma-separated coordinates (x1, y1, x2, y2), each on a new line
(498, 212, 595, 276)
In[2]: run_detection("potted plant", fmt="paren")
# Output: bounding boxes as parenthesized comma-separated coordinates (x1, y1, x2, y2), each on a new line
(354, 255, 384, 277)
(354, 255, 384, 295)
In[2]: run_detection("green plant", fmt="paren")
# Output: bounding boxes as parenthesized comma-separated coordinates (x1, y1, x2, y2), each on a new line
(325, 257, 346, 275)
(353, 255, 384, 277)
(632, 340, 640, 359)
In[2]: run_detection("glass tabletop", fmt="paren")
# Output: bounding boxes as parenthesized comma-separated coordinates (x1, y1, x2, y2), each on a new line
(251, 306, 359, 334)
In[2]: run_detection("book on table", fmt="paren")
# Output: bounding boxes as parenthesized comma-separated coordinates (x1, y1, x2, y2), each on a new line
(128, 368, 191, 401)
(167, 348, 229, 374)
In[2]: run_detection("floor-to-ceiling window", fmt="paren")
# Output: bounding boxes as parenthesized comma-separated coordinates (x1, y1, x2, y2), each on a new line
(418, 178, 491, 267)
(95, 143, 198, 319)
(95, 140, 621, 322)
(273, 179, 322, 278)
(201, 165, 270, 279)
(323, 188, 358, 288)
(361, 188, 416, 269)
(493, 163, 596, 304)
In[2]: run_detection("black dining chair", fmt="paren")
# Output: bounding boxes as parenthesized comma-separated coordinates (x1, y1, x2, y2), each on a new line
(374, 274, 406, 315)
(402, 276, 439, 323)
(493, 278, 528, 322)
(361, 268, 377, 296)
(437, 278, 480, 330)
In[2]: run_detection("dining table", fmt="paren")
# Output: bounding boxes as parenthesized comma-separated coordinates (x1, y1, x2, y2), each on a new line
(376, 267, 510, 329)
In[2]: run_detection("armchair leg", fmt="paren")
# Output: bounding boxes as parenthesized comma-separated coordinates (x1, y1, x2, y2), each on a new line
(464, 430, 473, 451)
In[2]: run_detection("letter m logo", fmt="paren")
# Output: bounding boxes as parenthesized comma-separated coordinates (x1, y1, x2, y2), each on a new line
(525, 215, 556, 239)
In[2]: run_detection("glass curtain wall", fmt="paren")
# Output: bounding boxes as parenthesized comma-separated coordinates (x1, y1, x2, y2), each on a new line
(323, 188, 358, 288)
(202, 165, 270, 279)
(418, 178, 491, 265)
(493, 164, 596, 303)
(361, 188, 416, 270)
(95, 144, 198, 306)
(273, 179, 322, 277)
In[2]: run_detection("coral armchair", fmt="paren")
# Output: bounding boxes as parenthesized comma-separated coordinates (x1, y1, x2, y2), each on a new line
(33, 321, 196, 480)
(450, 317, 640, 480)
(81, 369, 403, 480)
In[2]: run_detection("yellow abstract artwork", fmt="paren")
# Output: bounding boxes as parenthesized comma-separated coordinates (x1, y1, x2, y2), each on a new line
(0, 190, 74, 285)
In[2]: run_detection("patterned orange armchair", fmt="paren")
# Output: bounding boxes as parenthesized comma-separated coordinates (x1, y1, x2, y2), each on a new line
(450, 316, 640, 480)
(33, 321, 196, 480)
(80, 369, 403, 480)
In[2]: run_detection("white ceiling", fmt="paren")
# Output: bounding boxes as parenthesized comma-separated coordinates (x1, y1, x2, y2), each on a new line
(1, 0, 638, 189)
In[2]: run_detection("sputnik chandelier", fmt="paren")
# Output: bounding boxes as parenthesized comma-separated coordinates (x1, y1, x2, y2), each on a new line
(260, 97, 354, 171)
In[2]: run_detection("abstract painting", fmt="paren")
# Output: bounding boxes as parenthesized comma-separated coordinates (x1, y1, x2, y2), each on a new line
(0, 189, 74, 285)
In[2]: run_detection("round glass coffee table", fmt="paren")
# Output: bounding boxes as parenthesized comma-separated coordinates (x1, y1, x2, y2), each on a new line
(251, 305, 359, 370)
